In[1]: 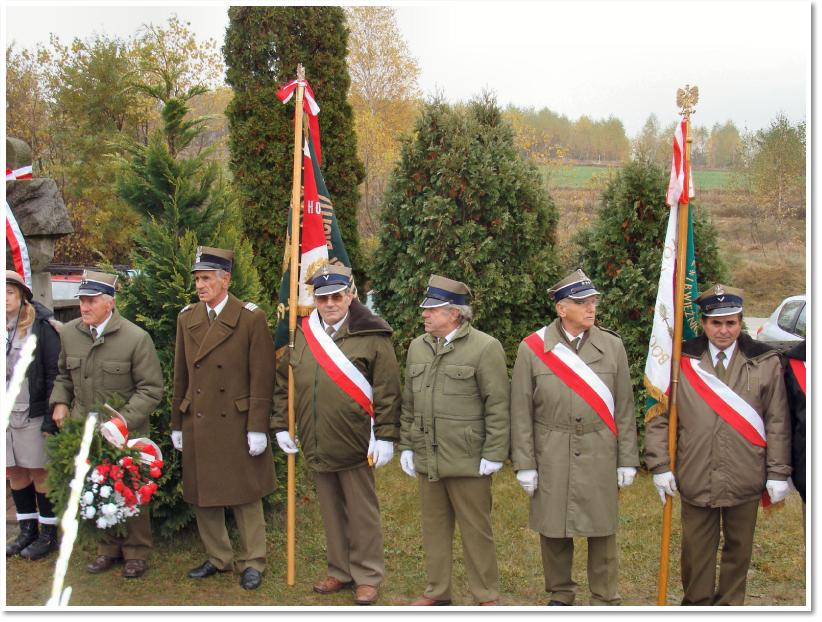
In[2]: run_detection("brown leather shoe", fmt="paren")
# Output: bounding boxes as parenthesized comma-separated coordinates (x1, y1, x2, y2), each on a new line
(122, 559, 147, 578)
(411, 596, 451, 606)
(354, 584, 379, 605)
(313, 575, 354, 594)
(86, 555, 122, 574)
(479, 600, 498, 606)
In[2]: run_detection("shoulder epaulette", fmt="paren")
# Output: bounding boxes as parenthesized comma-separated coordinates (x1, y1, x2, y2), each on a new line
(598, 326, 622, 340)
(179, 304, 193, 314)
(243, 302, 259, 312)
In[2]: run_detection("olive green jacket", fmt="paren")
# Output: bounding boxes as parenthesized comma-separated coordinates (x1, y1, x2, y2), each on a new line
(272, 300, 401, 473)
(50, 309, 163, 436)
(399, 322, 510, 481)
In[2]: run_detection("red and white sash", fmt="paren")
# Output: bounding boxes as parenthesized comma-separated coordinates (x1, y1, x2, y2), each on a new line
(302, 310, 374, 419)
(789, 359, 806, 396)
(680, 357, 766, 447)
(524, 328, 617, 436)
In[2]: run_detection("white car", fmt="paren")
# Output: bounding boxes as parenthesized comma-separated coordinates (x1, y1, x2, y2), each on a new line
(755, 294, 806, 349)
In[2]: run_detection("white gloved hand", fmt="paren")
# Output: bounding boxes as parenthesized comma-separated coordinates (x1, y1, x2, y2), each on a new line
(617, 466, 637, 488)
(171, 430, 183, 451)
(479, 458, 504, 476)
(400, 450, 416, 478)
(516, 469, 539, 497)
(766, 479, 790, 504)
(370, 440, 394, 469)
(247, 431, 267, 456)
(275, 430, 299, 454)
(653, 471, 678, 504)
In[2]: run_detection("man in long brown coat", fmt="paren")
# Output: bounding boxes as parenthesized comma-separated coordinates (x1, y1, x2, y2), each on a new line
(645, 284, 791, 605)
(510, 269, 639, 606)
(172, 246, 276, 590)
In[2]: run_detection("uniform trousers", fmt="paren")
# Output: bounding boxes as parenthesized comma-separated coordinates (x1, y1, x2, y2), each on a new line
(419, 475, 499, 603)
(315, 464, 384, 586)
(194, 499, 267, 572)
(98, 510, 152, 561)
(539, 533, 620, 605)
(680, 498, 759, 605)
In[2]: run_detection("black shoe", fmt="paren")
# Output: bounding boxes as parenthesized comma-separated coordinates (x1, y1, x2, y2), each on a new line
(7, 519, 39, 557)
(548, 600, 569, 606)
(240, 567, 262, 590)
(188, 560, 228, 579)
(20, 524, 58, 560)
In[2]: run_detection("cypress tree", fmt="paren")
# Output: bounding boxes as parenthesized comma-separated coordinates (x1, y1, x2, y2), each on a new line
(372, 94, 561, 363)
(573, 158, 726, 450)
(223, 6, 365, 297)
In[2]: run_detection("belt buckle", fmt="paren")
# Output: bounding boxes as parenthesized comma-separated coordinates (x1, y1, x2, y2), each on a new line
(575, 423, 584, 435)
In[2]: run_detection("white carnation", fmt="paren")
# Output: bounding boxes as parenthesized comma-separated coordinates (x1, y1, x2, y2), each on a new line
(96, 517, 108, 529)
(84, 506, 96, 519)
(99, 485, 112, 498)
(90, 470, 105, 484)
(82, 491, 94, 505)
(101, 503, 118, 517)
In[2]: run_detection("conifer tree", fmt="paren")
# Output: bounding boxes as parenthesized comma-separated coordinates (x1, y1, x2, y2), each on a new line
(223, 6, 365, 297)
(372, 94, 561, 362)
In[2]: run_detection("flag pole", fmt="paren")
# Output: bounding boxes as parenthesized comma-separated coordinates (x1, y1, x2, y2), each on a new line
(657, 85, 698, 605)
(287, 64, 306, 587)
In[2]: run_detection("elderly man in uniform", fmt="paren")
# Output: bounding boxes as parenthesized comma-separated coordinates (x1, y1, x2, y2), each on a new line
(172, 246, 277, 590)
(510, 269, 639, 606)
(645, 284, 791, 606)
(398, 274, 509, 606)
(50, 270, 163, 578)
(272, 264, 400, 605)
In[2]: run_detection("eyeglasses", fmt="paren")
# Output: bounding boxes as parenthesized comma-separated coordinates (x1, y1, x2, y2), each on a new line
(570, 297, 600, 308)
(315, 292, 346, 303)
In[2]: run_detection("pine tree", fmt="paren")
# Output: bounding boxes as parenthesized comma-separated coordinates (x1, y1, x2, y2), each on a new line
(573, 158, 726, 449)
(372, 94, 561, 363)
(223, 6, 365, 297)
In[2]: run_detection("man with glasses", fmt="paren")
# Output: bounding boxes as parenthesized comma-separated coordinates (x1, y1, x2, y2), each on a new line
(510, 269, 639, 606)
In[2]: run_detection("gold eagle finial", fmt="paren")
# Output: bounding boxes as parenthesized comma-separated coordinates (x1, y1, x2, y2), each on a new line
(676, 84, 699, 117)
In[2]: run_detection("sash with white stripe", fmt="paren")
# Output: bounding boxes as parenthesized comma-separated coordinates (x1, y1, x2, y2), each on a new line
(524, 327, 617, 436)
(789, 359, 806, 396)
(302, 310, 374, 419)
(680, 356, 766, 447)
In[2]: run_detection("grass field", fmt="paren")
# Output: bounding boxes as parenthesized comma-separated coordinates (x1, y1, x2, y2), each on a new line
(5, 464, 806, 608)
(543, 164, 735, 191)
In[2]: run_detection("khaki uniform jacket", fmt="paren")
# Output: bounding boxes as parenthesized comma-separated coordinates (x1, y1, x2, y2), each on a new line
(172, 294, 277, 507)
(271, 299, 401, 473)
(398, 322, 510, 481)
(510, 320, 639, 537)
(645, 333, 791, 507)
(50, 309, 163, 436)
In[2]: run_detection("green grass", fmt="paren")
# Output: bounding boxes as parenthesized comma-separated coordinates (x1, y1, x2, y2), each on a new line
(542, 164, 735, 191)
(5, 466, 806, 607)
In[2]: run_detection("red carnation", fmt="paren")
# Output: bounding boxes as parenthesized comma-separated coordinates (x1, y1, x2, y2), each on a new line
(114, 481, 125, 493)
(149, 467, 162, 479)
(121, 457, 133, 467)
(152, 460, 164, 469)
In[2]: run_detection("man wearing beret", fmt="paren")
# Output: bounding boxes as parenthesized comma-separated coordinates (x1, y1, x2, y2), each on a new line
(399, 274, 509, 606)
(272, 263, 401, 605)
(645, 284, 791, 605)
(50, 270, 163, 578)
(172, 246, 277, 590)
(510, 269, 639, 606)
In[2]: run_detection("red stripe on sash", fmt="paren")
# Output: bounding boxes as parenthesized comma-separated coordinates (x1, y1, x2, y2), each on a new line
(523, 332, 617, 436)
(679, 357, 766, 447)
(6, 217, 25, 278)
(302, 317, 374, 418)
(789, 358, 806, 396)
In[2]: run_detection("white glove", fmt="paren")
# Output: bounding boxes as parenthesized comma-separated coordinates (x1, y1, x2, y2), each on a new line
(766, 479, 790, 504)
(617, 467, 637, 488)
(247, 431, 267, 456)
(479, 458, 504, 476)
(369, 440, 394, 469)
(275, 430, 299, 454)
(653, 471, 678, 504)
(516, 469, 538, 497)
(171, 430, 183, 451)
(400, 450, 416, 478)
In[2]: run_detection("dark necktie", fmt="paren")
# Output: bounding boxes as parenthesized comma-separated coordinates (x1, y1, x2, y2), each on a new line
(571, 336, 581, 351)
(208, 309, 217, 324)
(715, 351, 727, 382)
(91, 327, 99, 341)
(325, 324, 335, 338)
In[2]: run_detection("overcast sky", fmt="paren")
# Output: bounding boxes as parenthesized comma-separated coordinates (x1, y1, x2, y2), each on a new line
(3, 1, 810, 136)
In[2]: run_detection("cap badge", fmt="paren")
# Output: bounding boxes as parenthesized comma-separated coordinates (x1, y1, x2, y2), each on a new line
(195, 246, 203, 263)
(714, 284, 725, 296)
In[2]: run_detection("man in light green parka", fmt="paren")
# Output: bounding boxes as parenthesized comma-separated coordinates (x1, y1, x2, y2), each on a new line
(510, 269, 639, 606)
(399, 274, 510, 606)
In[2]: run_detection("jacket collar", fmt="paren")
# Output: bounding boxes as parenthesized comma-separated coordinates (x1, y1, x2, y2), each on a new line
(422, 320, 471, 353)
(75, 308, 123, 340)
(343, 299, 393, 336)
(682, 332, 777, 364)
(543, 319, 605, 364)
(190, 294, 242, 363)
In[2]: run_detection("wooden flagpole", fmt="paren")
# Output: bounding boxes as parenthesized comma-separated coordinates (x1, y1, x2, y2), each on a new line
(287, 64, 306, 587)
(656, 85, 698, 606)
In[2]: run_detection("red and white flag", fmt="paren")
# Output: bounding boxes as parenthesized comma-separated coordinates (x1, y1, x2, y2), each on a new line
(276, 78, 323, 165)
(666, 120, 695, 207)
(297, 138, 329, 309)
(5, 201, 32, 288)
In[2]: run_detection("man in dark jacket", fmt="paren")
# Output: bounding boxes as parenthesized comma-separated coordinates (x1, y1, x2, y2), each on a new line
(784, 340, 805, 505)
(272, 264, 401, 605)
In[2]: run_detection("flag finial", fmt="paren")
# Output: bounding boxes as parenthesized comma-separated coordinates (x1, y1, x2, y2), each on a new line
(297, 64, 305, 81)
(676, 84, 699, 118)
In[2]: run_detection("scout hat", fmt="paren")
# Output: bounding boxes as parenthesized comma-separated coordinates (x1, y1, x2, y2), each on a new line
(307, 264, 352, 296)
(696, 284, 744, 317)
(77, 270, 117, 297)
(191, 246, 234, 273)
(419, 274, 472, 308)
(5, 270, 33, 302)
(548, 268, 600, 302)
